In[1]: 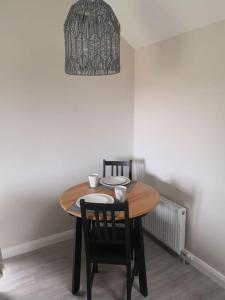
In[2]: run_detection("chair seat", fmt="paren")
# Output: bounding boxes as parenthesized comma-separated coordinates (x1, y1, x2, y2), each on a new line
(89, 227, 129, 265)
(90, 243, 127, 265)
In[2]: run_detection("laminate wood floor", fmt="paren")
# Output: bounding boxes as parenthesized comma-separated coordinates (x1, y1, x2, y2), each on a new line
(0, 235, 225, 300)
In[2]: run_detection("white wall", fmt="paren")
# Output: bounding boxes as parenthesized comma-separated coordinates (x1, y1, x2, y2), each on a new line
(0, 0, 134, 248)
(1, 0, 225, 280)
(135, 20, 225, 275)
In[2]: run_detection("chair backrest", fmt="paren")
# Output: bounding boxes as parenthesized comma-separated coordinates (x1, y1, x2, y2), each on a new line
(80, 200, 131, 258)
(103, 159, 132, 179)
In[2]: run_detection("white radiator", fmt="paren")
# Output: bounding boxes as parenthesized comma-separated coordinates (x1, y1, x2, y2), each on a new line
(143, 195, 186, 255)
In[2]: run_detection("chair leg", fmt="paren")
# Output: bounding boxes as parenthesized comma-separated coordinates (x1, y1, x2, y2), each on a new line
(93, 263, 98, 273)
(134, 251, 139, 276)
(127, 263, 131, 300)
(135, 217, 148, 297)
(86, 261, 92, 300)
(131, 261, 138, 290)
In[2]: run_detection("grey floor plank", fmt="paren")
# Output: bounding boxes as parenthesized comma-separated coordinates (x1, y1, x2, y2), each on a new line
(0, 236, 225, 300)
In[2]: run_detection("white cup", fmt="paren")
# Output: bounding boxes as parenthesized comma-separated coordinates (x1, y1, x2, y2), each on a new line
(88, 173, 99, 188)
(114, 186, 127, 202)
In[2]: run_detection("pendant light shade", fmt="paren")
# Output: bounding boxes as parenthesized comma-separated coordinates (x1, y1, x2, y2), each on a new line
(64, 0, 120, 76)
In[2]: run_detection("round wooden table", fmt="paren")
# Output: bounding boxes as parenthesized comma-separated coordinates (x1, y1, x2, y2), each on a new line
(60, 181, 160, 296)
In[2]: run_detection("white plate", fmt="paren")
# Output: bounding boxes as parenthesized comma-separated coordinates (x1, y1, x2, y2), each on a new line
(76, 193, 114, 208)
(100, 176, 130, 186)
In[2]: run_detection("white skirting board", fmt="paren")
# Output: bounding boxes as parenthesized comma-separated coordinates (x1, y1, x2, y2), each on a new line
(2, 229, 73, 259)
(2, 230, 225, 290)
(184, 249, 225, 289)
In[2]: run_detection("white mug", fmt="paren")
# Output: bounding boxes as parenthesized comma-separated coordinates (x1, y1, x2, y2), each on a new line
(88, 173, 99, 188)
(114, 186, 127, 202)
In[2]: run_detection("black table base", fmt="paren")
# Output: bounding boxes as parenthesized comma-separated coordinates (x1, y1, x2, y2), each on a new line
(72, 218, 82, 295)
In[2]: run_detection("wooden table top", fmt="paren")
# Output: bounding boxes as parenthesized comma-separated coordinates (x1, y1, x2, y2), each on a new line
(60, 181, 160, 219)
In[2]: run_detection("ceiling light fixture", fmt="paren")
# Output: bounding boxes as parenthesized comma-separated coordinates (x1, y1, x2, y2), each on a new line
(64, 0, 120, 76)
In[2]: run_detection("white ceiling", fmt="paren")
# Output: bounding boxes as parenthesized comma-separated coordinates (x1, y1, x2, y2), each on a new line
(107, 0, 225, 48)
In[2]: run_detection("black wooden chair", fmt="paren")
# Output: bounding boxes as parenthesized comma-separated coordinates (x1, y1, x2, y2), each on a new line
(103, 159, 133, 180)
(80, 200, 137, 300)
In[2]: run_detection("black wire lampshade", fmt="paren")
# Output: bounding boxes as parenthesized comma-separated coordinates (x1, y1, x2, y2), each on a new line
(64, 0, 120, 76)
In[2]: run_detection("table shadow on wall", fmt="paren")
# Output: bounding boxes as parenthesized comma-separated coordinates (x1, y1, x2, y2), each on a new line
(133, 158, 201, 251)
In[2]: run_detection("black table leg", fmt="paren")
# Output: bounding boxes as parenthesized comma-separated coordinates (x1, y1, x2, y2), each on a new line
(134, 217, 148, 297)
(72, 217, 82, 294)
